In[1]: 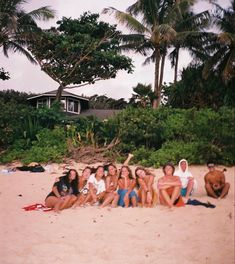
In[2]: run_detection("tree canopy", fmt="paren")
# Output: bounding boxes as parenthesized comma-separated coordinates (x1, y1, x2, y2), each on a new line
(29, 12, 133, 100)
(0, 67, 10, 80)
(162, 64, 235, 109)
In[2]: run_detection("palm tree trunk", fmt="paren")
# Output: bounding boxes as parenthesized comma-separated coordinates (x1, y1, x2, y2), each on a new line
(153, 47, 161, 109)
(159, 51, 166, 94)
(174, 48, 179, 84)
(56, 84, 64, 101)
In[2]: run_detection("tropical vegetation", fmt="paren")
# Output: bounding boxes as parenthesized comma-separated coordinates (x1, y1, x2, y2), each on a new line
(0, 0, 55, 63)
(0, 1, 234, 167)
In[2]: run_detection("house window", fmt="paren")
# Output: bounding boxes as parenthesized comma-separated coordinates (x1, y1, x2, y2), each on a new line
(67, 99, 80, 113)
(60, 98, 66, 111)
(50, 98, 55, 107)
(37, 99, 47, 108)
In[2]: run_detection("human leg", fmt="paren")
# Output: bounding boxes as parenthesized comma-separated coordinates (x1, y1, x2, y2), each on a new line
(140, 188, 146, 207)
(185, 179, 194, 199)
(111, 193, 119, 208)
(67, 195, 77, 208)
(159, 189, 173, 208)
(170, 186, 181, 205)
(129, 191, 138, 207)
(82, 192, 93, 205)
(100, 193, 115, 208)
(59, 195, 73, 210)
(205, 183, 218, 198)
(218, 182, 230, 199)
(73, 194, 85, 208)
(117, 189, 128, 207)
(45, 196, 62, 212)
(146, 191, 153, 207)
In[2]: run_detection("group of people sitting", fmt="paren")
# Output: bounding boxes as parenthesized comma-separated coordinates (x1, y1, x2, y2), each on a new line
(45, 154, 230, 213)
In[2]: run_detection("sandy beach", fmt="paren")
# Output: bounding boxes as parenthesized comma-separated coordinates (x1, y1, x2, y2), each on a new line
(0, 163, 234, 264)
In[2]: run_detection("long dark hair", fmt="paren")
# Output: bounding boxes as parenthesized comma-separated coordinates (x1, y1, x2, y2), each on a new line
(107, 163, 118, 177)
(119, 165, 134, 179)
(64, 169, 79, 193)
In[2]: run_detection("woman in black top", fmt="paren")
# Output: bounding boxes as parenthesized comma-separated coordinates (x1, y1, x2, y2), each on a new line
(45, 169, 79, 212)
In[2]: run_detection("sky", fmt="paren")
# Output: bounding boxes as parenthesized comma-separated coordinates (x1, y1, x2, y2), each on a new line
(0, 0, 231, 100)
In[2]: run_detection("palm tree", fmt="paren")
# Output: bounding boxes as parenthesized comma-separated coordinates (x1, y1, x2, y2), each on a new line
(167, 3, 210, 83)
(0, 0, 55, 63)
(202, 0, 235, 82)
(129, 83, 155, 107)
(103, 0, 178, 108)
(103, 0, 198, 108)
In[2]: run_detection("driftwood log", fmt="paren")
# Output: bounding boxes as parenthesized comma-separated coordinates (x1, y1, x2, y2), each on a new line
(67, 138, 120, 164)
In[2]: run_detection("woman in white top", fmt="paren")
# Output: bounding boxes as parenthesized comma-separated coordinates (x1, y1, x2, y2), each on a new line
(174, 159, 197, 200)
(82, 166, 106, 206)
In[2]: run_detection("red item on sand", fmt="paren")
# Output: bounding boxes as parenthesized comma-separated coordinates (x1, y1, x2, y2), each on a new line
(22, 203, 53, 212)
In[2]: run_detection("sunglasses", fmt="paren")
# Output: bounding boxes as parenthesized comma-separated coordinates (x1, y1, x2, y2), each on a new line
(208, 164, 215, 168)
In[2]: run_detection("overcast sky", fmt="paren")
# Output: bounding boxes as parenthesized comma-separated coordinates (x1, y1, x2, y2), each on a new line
(0, 0, 231, 100)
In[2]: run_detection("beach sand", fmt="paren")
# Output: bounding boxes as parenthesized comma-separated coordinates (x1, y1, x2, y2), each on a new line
(0, 163, 234, 264)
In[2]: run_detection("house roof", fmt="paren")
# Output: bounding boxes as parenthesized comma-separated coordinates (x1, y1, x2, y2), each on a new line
(78, 109, 121, 120)
(27, 90, 89, 101)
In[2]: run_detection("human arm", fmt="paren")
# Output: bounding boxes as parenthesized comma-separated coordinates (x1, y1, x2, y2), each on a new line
(219, 173, 226, 188)
(52, 186, 61, 198)
(138, 178, 148, 192)
(158, 176, 182, 189)
(118, 178, 124, 189)
(88, 182, 98, 202)
(147, 175, 154, 191)
(123, 153, 134, 166)
(126, 179, 136, 195)
(105, 176, 114, 192)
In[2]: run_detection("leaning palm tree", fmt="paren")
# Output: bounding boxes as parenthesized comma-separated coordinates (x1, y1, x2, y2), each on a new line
(103, 0, 197, 108)
(202, 0, 235, 82)
(0, 0, 55, 63)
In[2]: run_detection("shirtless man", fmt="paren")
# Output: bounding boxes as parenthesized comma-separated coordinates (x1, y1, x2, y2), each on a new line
(204, 162, 230, 199)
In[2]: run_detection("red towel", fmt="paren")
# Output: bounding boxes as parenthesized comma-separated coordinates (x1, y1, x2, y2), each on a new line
(22, 203, 53, 212)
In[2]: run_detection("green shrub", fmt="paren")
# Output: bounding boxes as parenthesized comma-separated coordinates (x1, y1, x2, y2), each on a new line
(0, 126, 67, 164)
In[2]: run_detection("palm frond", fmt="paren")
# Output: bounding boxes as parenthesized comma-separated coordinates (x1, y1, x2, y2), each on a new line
(4, 40, 37, 64)
(26, 6, 56, 21)
(142, 52, 155, 66)
(103, 7, 149, 34)
(158, 24, 177, 41)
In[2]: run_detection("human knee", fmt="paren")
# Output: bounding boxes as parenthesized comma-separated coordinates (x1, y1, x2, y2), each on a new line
(205, 183, 211, 190)
(147, 196, 152, 204)
(71, 196, 77, 203)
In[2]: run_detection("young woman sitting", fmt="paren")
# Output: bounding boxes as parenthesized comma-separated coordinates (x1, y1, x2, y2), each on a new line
(82, 166, 106, 206)
(45, 169, 79, 212)
(135, 167, 156, 207)
(100, 163, 119, 208)
(117, 166, 138, 208)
